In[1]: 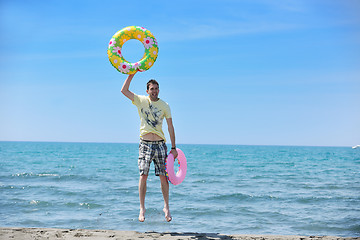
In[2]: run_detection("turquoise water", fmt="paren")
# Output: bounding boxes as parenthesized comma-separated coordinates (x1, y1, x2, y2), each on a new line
(0, 141, 359, 237)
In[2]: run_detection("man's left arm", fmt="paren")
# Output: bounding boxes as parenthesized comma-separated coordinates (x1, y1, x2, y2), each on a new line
(166, 118, 178, 159)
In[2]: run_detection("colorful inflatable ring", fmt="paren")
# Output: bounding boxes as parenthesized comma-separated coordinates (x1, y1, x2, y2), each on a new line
(165, 148, 187, 185)
(107, 26, 159, 74)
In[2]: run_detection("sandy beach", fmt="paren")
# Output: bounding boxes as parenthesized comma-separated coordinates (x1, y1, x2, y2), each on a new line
(0, 228, 358, 240)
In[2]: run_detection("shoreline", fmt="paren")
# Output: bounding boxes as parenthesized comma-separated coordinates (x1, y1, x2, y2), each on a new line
(1, 228, 359, 240)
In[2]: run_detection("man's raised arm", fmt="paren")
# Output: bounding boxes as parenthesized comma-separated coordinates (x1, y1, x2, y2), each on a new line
(121, 73, 136, 102)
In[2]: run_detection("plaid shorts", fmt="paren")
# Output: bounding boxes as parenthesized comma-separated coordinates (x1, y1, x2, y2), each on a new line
(138, 139, 168, 176)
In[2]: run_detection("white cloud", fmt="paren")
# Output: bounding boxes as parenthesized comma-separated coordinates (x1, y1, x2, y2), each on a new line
(156, 19, 301, 42)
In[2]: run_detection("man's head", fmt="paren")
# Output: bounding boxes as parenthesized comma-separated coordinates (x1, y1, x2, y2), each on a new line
(146, 79, 160, 101)
(147, 79, 159, 90)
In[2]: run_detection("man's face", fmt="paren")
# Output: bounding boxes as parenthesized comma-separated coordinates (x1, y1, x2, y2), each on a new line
(146, 83, 159, 101)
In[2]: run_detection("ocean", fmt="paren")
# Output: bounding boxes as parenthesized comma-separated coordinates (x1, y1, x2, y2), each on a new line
(0, 141, 359, 237)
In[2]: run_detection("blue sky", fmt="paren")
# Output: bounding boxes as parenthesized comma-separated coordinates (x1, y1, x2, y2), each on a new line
(1, 0, 359, 146)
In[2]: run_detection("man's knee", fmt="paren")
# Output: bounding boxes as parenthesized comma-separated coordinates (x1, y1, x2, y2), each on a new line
(159, 175, 168, 184)
(140, 174, 148, 182)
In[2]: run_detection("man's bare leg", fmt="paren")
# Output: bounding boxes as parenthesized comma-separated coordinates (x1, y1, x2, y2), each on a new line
(139, 175, 148, 222)
(160, 175, 172, 222)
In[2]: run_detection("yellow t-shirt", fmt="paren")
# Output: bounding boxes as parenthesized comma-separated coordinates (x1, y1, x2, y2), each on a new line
(132, 94, 172, 141)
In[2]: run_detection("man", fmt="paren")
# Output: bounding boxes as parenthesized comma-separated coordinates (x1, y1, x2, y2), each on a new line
(121, 72, 178, 222)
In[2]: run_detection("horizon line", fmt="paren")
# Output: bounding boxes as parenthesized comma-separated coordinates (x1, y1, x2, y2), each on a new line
(0, 140, 354, 148)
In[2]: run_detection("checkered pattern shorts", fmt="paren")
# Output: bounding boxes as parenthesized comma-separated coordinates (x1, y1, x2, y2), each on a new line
(138, 139, 168, 176)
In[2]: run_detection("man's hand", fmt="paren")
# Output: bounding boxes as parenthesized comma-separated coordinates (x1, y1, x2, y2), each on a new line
(170, 148, 178, 159)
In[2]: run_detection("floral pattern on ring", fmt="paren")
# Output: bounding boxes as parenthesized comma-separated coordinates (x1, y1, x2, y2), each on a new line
(107, 26, 159, 74)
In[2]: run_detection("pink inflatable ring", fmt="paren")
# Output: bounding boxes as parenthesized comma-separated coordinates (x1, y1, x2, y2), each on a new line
(165, 148, 187, 185)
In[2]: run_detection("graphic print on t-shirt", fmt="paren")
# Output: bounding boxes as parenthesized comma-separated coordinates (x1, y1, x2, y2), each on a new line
(141, 104, 162, 128)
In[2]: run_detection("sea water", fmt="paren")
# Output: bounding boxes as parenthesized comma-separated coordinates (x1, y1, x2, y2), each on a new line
(0, 141, 359, 237)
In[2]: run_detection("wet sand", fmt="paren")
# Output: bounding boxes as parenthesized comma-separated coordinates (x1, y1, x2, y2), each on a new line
(0, 227, 359, 240)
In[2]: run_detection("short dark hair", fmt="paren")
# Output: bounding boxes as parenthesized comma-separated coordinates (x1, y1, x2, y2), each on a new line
(147, 79, 159, 90)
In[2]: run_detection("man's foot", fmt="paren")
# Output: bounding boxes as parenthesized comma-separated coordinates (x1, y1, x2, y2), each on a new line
(139, 208, 145, 222)
(163, 207, 172, 222)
